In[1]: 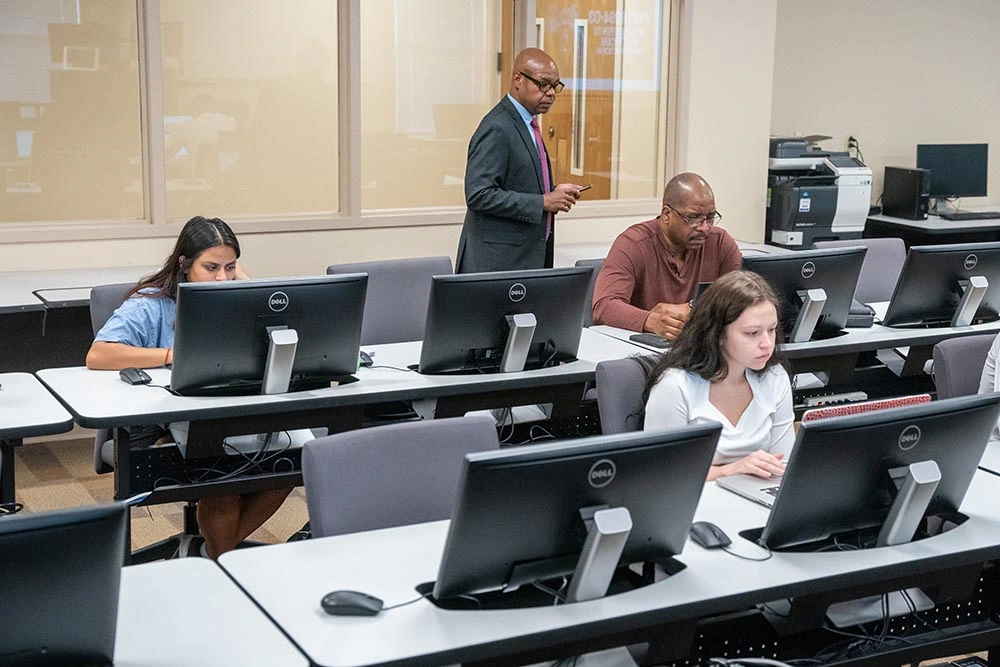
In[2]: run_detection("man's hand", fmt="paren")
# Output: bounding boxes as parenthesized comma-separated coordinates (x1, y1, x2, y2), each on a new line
(542, 183, 584, 214)
(642, 302, 691, 340)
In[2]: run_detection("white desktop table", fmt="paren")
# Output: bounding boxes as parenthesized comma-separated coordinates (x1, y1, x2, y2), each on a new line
(218, 472, 1000, 667)
(866, 213, 1000, 247)
(35, 328, 641, 505)
(0, 372, 73, 504)
(115, 558, 307, 666)
(0, 265, 157, 313)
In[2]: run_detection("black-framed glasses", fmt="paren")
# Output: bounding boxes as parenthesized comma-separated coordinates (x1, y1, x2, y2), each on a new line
(666, 204, 723, 228)
(519, 71, 565, 94)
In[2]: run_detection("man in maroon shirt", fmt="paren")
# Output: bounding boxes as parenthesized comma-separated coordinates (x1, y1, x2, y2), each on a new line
(593, 173, 741, 339)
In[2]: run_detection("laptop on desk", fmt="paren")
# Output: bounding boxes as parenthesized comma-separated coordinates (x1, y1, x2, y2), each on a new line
(716, 474, 782, 508)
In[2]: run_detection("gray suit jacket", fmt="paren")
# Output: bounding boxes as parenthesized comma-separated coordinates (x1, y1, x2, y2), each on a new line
(456, 97, 552, 273)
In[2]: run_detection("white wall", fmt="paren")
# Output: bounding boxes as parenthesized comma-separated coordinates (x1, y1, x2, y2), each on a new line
(772, 0, 1000, 207)
(675, 0, 778, 242)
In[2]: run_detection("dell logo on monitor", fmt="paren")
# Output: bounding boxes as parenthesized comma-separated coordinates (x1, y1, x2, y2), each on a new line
(898, 425, 921, 451)
(508, 283, 526, 302)
(268, 291, 289, 312)
(801, 261, 816, 279)
(965, 254, 979, 270)
(588, 459, 616, 488)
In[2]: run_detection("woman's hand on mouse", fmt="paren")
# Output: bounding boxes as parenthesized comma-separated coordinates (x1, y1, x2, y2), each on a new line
(709, 450, 785, 481)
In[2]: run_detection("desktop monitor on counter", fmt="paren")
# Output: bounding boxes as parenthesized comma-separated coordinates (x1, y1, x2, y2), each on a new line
(418, 267, 591, 375)
(883, 242, 1000, 328)
(742, 246, 866, 342)
(171, 274, 368, 396)
(916, 143, 988, 214)
(432, 424, 721, 604)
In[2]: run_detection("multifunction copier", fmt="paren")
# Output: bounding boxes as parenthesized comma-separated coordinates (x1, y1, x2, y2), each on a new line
(765, 136, 872, 248)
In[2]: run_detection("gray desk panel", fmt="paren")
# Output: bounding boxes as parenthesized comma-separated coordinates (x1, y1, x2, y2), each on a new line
(115, 558, 308, 666)
(219, 472, 1000, 667)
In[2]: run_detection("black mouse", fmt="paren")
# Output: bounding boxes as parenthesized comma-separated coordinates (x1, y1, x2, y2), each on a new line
(320, 590, 384, 616)
(689, 521, 731, 549)
(119, 367, 152, 385)
(359, 351, 374, 368)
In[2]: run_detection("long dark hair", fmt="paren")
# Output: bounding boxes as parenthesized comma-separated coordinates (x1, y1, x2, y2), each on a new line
(641, 270, 786, 402)
(128, 216, 240, 299)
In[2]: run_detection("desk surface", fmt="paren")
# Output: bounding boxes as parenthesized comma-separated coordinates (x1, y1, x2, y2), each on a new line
(115, 558, 308, 666)
(0, 265, 156, 313)
(868, 213, 1000, 233)
(0, 372, 73, 439)
(218, 471, 1000, 667)
(36, 328, 642, 428)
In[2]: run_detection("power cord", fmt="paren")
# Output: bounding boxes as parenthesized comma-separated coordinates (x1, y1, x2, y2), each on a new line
(721, 544, 772, 562)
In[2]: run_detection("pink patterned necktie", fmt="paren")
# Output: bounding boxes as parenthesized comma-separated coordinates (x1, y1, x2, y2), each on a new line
(530, 117, 553, 239)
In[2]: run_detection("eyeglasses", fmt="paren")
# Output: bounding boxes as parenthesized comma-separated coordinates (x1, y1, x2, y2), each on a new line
(666, 205, 723, 228)
(519, 71, 565, 95)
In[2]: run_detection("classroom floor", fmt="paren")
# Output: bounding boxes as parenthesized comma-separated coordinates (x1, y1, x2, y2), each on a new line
(13, 433, 309, 552)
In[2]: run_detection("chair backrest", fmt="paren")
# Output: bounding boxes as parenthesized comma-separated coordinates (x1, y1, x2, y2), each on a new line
(933, 333, 996, 399)
(90, 282, 135, 335)
(301, 414, 498, 538)
(813, 238, 906, 304)
(327, 256, 453, 345)
(595, 356, 648, 434)
(801, 394, 931, 422)
(574, 257, 604, 327)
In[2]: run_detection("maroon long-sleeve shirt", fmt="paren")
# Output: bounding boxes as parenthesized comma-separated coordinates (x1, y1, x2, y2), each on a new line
(592, 217, 742, 332)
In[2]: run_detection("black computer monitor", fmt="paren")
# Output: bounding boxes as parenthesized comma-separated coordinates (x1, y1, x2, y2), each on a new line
(916, 143, 988, 203)
(883, 242, 1000, 328)
(432, 424, 721, 603)
(418, 267, 591, 374)
(742, 247, 866, 342)
(757, 393, 1000, 551)
(171, 274, 367, 396)
(0, 503, 127, 665)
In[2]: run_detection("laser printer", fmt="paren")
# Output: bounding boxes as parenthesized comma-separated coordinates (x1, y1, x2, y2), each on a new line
(765, 136, 872, 248)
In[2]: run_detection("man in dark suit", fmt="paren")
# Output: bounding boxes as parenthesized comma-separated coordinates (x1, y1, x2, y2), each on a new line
(456, 48, 585, 273)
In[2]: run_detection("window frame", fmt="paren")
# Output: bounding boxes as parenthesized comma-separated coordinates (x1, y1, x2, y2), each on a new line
(0, 0, 677, 244)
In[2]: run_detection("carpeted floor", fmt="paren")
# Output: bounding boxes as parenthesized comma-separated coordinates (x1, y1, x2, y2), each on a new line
(13, 432, 309, 553)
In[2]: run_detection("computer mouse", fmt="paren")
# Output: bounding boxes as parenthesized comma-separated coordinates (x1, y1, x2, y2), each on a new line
(119, 367, 152, 385)
(359, 351, 374, 368)
(689, 521, 731, 549)
(320, 590, 384, 616)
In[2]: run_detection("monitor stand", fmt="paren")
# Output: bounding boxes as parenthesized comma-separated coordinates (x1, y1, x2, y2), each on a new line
(788, 289, 827, 343)
(262, 326, 298, 394)
(500, 313, 537, 373)
(566, 506, 633, 602)
(825, 460, 942, 628)
(951, 276, 988, 327)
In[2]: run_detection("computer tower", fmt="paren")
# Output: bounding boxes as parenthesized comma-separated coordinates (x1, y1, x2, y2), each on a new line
(883, 166, 929, 220)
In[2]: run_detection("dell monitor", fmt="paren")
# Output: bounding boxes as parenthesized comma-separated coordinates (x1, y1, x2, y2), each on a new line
(916, 143, 988, 214)
(883, 242, 1000, 327)
(756, 393, 1000, 552)
(171, 274, 367, 396)
(431, 424, 721, 604)
(742, 246, 866, 342)
(0, 503, 127, 666)
(418, 267, 591, 375)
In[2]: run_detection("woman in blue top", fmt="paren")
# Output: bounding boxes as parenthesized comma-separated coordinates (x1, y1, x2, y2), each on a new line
(87, 215, 290, 559)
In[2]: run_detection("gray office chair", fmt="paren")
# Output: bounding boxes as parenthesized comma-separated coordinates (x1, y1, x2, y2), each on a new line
(932, 333, 996, 399)
(327, 256, 453, 345)
(89, 283, 136, 474)
(301, 414, 498, 538)
(813, 237, 906, 304)
(595, 357, 651, 434)
(575, 258, 604, 327)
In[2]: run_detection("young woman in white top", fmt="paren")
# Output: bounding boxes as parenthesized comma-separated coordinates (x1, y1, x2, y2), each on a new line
(643, 270, 794, 481)
(87, 215, 291, 559)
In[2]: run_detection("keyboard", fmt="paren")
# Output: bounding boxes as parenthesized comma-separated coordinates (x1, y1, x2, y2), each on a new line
(938, 210, 1000, 221)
